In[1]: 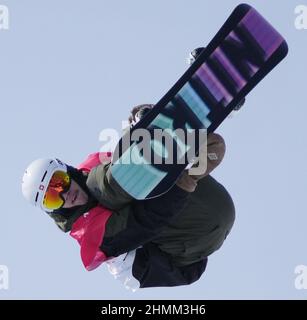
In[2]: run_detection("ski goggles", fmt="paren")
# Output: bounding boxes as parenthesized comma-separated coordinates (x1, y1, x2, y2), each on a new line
(43, 171, 71, 210)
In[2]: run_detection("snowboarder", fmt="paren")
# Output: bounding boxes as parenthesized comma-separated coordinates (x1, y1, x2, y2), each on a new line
(21, 49, 240, 290)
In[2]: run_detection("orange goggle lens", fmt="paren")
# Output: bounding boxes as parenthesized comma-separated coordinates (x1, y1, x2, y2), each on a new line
(43, 171, 71, 210)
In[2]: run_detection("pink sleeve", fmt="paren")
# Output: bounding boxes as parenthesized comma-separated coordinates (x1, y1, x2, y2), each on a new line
(70, 206, 113, 271)
(77, 152, 112, 172)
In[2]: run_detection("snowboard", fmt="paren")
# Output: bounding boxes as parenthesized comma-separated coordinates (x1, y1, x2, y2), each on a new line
(111, 3, 288, 200)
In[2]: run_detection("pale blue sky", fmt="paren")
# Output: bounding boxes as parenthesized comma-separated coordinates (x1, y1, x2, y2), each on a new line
(0, 0, 306, 299)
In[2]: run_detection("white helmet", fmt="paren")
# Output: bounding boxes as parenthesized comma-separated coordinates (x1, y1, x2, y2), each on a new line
(21, 158, 67, 212)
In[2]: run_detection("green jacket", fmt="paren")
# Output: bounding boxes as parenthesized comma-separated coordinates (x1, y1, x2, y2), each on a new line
(86, 162, 134, 237)
(86, 162, 235, 266)
(49, 160, 234, 266)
